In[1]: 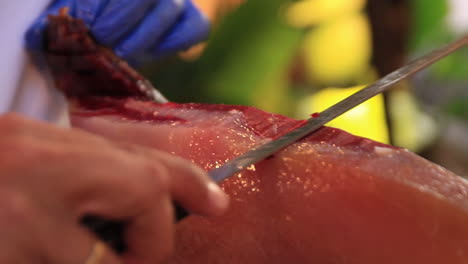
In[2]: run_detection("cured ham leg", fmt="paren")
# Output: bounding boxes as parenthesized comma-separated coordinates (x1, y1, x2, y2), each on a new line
(70, 98, 468, 264)
(46, 11, 468, 264)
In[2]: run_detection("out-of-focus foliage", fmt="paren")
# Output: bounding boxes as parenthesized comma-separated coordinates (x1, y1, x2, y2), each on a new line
(285, 0, 390, 144)
(285, 0, 366, 28)
(433, 49, 468, 80)
(297, 86, 389, 144)
(389, 83, 438, 152)
(410, 0, 468, 81)
(408, 0, 468, 152)
(199, 0, 302, 113)
(144, 0, 466, 145)
(145, 0, 302, 115)
(445, 96, 468, 120)
(145, 0, 389, 142)
(409, 0, 448, 51)
(300, 12, 371, 86)
(286, 0, 372, 87)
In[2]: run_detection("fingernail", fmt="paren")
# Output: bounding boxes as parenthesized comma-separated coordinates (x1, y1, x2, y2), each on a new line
(207, 182, 229, 214)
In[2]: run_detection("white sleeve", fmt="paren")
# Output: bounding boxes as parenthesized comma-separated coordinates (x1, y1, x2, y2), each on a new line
(0, 0, 69, 126)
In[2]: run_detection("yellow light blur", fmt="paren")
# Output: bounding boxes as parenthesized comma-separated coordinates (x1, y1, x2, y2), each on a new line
(286, 0, 367, 27)
(389, 88, 438, 152)
(297, 86, 390, 144)
(301, 12, 372, 85)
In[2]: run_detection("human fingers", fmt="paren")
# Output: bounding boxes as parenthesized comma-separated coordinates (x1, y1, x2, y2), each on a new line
(0, 114, 224, 262)
(25, 0, 75, 50)
(104, 145, 228, 263)
(122, 189, 175, 264)
(0, 189, 120, 264)
(0, 114, 176, 262)
(0, 114, 177, 262)
(0, 114, 115, 156)
(91, 0, 159, 47)
(115, 0, 185, 60)
(6, 129, 178, 262)
(0, 115, 165, 216)
(119, 144, 229, 217)
(67, 157, 177, 263)
(154, 0, 210, 56)
(157, 151, 229, 216)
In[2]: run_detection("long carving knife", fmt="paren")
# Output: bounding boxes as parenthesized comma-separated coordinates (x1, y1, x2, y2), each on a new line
(208, 35, 467, 183)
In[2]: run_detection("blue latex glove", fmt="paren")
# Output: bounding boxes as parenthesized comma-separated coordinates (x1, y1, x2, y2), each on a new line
(26, 0, 210, 63)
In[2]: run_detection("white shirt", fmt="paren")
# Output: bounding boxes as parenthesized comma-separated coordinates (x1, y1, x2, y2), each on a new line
(0, 0, 68, 125)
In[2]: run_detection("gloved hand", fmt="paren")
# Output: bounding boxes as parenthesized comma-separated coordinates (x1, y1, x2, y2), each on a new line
(26, 0, 210, 63)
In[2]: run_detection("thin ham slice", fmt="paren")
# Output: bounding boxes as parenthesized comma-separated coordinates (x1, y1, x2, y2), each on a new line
(70, 97, 468, 264)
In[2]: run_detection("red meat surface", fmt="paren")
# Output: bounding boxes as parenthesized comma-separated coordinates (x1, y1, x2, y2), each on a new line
(70, 97, 468, 264)
(45, 10, 468, 264)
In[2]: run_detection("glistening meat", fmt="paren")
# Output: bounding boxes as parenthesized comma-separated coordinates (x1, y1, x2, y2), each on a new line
(71, 98, 468, 264)
(46, 10, 468, 264)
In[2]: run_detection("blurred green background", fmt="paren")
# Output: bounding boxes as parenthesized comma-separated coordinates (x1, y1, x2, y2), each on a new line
(143, 0, 468, 176)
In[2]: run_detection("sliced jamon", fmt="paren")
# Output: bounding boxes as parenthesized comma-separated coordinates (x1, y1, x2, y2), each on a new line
(70, 97, 468, 264)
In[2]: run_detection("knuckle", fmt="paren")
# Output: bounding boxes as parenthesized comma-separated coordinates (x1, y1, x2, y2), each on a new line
(130, 159, 171, 204)
(141, 160, 170, 195)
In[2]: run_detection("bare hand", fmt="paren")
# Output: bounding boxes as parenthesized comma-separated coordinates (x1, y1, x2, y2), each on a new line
(0, 114, 228, 264)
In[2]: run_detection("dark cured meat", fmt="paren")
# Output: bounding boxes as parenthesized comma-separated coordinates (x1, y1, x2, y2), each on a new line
(45, 9, 156, 100)
(45, 11, 468, 264)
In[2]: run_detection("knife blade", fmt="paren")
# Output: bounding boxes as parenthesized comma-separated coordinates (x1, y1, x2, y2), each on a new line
(208, 35, 468, 183)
